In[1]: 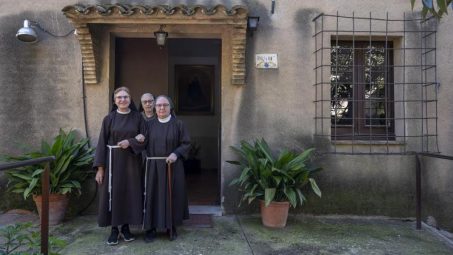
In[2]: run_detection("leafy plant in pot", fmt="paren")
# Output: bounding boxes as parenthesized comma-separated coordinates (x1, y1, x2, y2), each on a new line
(228, 138, 322, 228)
(5, 129, 94, 225)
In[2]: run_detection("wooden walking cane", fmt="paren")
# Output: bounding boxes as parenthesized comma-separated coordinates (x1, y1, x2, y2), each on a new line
(167, 162, 174, 240)
(142, 157, 167, 229)
(141, 157, 174, 238)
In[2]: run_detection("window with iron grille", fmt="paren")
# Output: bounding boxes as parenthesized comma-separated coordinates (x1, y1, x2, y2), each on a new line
(313, 13, 439, 154)
(331, 41, 394, 140)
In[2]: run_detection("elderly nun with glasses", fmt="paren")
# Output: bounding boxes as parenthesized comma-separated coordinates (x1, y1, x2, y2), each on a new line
(138, 93, 155, 121)
(131, 95, 191, 242)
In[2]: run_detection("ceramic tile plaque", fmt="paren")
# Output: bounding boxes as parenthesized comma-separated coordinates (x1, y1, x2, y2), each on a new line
(255, 53, 278, 69)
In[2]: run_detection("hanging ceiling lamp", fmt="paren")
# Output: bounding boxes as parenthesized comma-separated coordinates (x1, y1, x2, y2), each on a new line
(154, 25, 168, 49)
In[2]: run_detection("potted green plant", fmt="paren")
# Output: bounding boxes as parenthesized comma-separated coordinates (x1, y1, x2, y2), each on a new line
(228, 138, 322, 228)
(5, 129, 94, 225)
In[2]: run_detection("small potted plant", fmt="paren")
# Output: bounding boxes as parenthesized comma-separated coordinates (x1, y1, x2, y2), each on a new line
(5, 129, 94, 225)
(228, 138, 322, 228)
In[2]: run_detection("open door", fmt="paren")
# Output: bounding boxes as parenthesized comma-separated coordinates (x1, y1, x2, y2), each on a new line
(115, 37, 221, 208)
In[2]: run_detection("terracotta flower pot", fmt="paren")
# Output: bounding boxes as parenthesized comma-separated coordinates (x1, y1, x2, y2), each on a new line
(259, 200, 290, 228)
(33, 194, 69, 225)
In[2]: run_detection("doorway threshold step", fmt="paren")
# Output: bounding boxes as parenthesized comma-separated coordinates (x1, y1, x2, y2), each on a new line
(189, 205, 222, 216)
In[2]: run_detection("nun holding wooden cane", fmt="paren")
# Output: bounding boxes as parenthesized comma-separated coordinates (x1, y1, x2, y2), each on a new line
(132, 95, 191, 242)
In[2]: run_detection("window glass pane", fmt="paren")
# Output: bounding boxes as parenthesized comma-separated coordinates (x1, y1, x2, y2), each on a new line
(364, 100, 387, 126)
(330, 40, 394, 138)
(331, 84, 353, 125)
(331, 45, 353, 126)
(365, 46, 385, 69)
(365, 72, 386, 98)
(364, 44, 387, 126)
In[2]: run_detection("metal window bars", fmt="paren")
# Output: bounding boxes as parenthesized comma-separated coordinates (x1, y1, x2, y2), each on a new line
(313, 12, 439, 155)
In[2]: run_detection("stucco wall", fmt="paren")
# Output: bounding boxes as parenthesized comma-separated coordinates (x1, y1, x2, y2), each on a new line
(0, 0, 86, 211)
(220, 0, 453, 233)
(422, 12, 453, 231)
(0, 0, 84, 154)
(1, 0, 452, 231)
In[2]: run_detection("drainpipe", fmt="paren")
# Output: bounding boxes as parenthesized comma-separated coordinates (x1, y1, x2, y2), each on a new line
(415, 153, 421, 230)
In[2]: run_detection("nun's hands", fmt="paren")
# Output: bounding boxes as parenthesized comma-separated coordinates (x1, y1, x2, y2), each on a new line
(118, 139, 130, 149)
(166, 153, 178, 164)
(135, 134, 145, 143)
(95, 167, 104, 185)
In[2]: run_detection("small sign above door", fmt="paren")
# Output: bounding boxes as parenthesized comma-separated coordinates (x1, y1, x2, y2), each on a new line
(255, 54, 278, 69)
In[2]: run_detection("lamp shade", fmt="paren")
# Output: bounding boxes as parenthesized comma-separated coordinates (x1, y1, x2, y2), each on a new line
(247, 16, 260, 31)
(154, 30, 168, 48)
(16, 20, 38, 43)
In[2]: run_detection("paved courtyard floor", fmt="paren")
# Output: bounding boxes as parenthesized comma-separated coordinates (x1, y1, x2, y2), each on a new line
(1, 211, 453, 255)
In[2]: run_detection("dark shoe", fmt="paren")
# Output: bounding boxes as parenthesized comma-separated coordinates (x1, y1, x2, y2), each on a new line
(120, 224, 135, 242)
(144, 228, 156, 243)
(168, 226, 177, 241)
(107, 227, 119, 245)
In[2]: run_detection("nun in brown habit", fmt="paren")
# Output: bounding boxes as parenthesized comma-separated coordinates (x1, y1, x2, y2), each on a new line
(131, 95, 190, 242)
(93, 87, 147, 245)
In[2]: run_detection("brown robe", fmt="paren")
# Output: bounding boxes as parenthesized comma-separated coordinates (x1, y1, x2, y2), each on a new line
(140, 112, 155, 167)
(93, 110, 146, 227)
(132, 116, 190, 230)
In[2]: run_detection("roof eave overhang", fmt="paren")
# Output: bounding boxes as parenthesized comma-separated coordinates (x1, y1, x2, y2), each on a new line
(62, 4, 249, 85)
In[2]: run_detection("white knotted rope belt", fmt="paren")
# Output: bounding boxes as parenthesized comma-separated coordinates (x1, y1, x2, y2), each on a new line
(107, 145, 121, 211)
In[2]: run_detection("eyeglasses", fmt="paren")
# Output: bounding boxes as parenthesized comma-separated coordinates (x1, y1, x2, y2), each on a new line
(155, 103, 170, 108)
(142, 100, 154, 104)
(115, 95, 129, 100)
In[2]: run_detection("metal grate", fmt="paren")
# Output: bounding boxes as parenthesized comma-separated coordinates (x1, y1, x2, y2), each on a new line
(312, 12, 439, 155)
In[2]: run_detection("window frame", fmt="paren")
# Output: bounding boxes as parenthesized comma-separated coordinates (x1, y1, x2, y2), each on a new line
(331, 40, 395, 140)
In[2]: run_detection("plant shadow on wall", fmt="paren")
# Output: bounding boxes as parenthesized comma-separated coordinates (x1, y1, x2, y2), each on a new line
(228, 138, 323, 228)
(4, 129, 94, 225)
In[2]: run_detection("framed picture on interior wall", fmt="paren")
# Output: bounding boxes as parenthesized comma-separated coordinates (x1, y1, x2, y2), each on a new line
(175, 65, 215, 115)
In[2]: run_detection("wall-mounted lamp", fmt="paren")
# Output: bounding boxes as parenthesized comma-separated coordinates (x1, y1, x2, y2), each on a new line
(154, 25, 168, 49)
(247, 16, 260, 36)
(16, 19, 74, 43)
(16, 20, 38, 43)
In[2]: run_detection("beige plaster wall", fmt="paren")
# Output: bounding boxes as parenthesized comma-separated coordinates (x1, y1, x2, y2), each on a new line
(0, 0, 452, 231)
(422, 12, 453, 231)
(0, 0, 88, 211)
(0, 0, 84, 154)
(221, 0, 425, 215)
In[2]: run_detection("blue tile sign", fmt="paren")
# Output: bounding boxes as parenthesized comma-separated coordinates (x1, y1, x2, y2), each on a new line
(255, 54, 278, 69)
